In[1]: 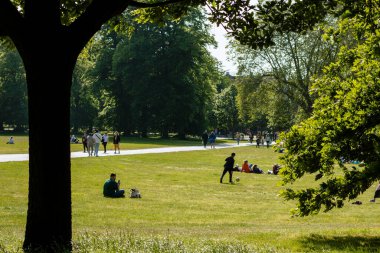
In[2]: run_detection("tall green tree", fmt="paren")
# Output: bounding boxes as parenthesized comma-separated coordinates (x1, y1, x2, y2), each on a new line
(232, 29, 338, 119)
(213, 83, 239, 133)
(94, 9, 217, 138)
(70, 49, 98, 134)
(0, 46, 27, 131)
(235, 74, 295, 132)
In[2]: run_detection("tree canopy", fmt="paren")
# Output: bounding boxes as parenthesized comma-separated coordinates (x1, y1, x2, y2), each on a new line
(279, 1, 380, 216)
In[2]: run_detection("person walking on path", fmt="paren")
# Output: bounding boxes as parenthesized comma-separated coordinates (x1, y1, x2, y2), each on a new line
(235, 132, 241, 145)
(209, 131, 216, 149)
(113, 131, 121, 154)
(102, 132, 109, 153)
(81, 133, 87, 153)
(202, 130, 208, 148)
(256, 135, 260, 148)
(266, 134, 271, 148)
(87, 133, 95, 156)
(93, 129, 102, 157)
(220, 152, 236, 184)
(248, 131, 253, 144)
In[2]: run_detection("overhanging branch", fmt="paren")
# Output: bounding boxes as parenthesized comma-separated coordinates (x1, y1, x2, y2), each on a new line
(129, 0, 187, 8)
(68, 0, 130, 56)
(68, 0, 192, 58)
(0, 0, 24, 38)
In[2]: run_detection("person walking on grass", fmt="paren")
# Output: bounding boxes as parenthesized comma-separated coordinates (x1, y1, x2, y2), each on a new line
(220, 152, 236, 184)
(113, 131, 121, 154)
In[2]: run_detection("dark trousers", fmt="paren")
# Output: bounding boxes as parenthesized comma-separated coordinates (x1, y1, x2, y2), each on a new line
(374, 189, 380, 199)
(220, 167, 233, 183)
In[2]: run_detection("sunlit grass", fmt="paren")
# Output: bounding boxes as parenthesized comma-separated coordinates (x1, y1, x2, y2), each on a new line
(1, 145, 380, 252)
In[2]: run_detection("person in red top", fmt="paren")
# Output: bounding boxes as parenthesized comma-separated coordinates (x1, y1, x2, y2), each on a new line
(241, 160, 251, 173)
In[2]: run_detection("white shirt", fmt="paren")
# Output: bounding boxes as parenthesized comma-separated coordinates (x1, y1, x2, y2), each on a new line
(93, 132, 102, 143)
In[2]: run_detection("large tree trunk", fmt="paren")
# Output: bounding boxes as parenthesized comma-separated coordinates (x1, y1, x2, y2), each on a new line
(2, 1, 131, 251)
(20, 39, 76, 252)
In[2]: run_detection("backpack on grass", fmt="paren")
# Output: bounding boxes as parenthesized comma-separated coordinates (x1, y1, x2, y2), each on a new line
(130, 188, 141, 198)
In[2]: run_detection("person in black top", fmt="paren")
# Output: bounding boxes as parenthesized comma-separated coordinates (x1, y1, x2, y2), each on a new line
(113, 131, 121, 154)
(220, 152, 236, 184)
(202, 130, 208, 148)
(81, 133, 87, 153)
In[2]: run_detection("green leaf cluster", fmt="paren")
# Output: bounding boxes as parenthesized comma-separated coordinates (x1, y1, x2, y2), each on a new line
(280, 1, 380, 216)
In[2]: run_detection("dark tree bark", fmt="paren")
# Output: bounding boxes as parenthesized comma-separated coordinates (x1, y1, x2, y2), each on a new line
(18, 31, 77, 251)
(7, 1, 130, 250)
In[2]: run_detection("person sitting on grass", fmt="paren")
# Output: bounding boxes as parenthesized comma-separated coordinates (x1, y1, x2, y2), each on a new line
(6, 136, 14, 144)
(241, 160, 251, 173)
(268, 164, 281, 175)
(103, 173, 125, 198)
(252, 164, 264, 174)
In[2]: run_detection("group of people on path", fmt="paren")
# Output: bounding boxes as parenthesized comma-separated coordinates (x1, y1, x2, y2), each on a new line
(71, 130, 121, 157)
(202, 130, 216, 149)
(233, 131, 274, 148)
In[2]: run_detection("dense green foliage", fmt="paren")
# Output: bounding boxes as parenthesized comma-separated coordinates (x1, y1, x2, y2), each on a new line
(86, 10, 219, 138)
(233, 28, 338, 130)
(279, 1, 380, 216)
(0, 47, 27, 131)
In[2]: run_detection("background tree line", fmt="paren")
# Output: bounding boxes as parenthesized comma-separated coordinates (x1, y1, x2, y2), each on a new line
(0, 19, 340, 139)
(0, 9, 239, 138)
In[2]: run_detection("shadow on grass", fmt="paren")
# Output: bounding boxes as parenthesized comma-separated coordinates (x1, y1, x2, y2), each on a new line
(300, 234, 380, 252)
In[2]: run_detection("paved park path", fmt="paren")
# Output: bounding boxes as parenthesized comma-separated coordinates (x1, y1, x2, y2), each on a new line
(0, 142, 254, 163)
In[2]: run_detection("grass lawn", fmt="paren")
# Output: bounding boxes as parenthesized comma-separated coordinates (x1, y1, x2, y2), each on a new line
(1, 145, 380, 252)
